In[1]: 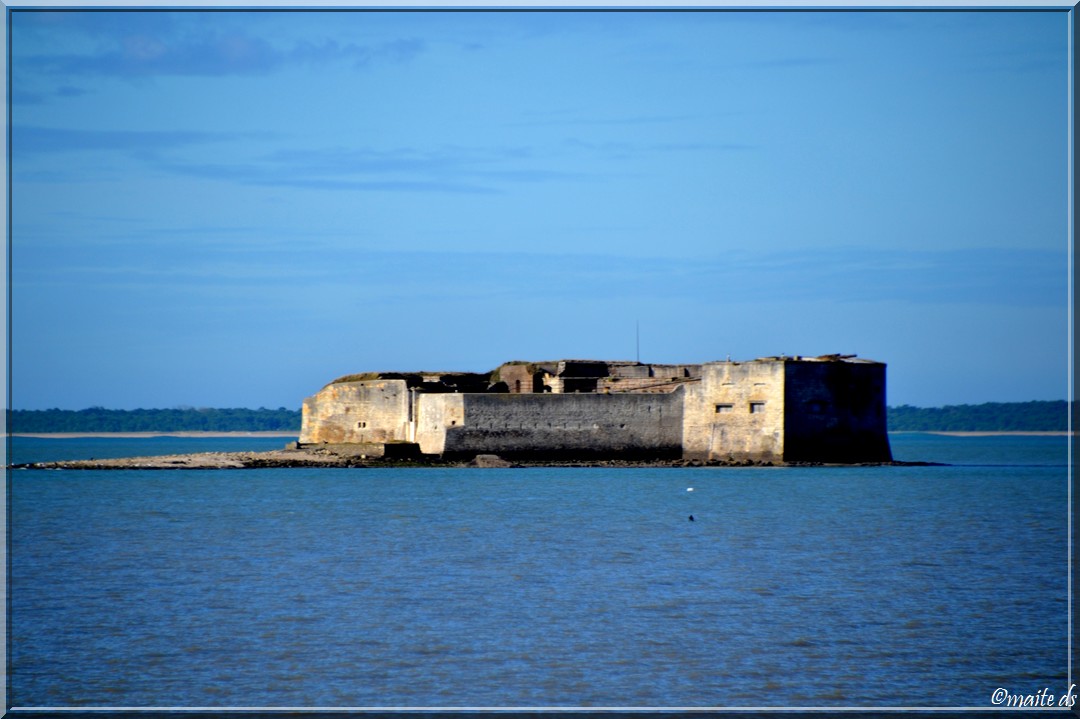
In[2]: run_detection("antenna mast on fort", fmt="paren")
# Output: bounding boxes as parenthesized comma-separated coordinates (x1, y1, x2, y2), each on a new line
(636, 320, 640, 364)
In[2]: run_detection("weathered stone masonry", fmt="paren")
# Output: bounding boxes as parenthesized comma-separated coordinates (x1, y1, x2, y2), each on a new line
(300, 355, 892, 463)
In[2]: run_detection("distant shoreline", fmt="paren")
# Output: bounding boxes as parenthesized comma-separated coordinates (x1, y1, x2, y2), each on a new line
(9, 431, 299, 439)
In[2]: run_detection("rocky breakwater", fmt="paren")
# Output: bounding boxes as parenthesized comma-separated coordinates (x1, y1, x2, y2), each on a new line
(9, 445, 944, 471)
(9, 445, 385, 470)
(10, 448, 679, 470)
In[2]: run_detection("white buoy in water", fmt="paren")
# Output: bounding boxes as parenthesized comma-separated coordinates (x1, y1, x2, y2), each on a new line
(687, 487, 694, 492)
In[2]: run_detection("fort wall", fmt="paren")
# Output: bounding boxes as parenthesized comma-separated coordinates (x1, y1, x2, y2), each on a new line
(298, 355, 892, 463)
(414, 392, 464, 455)
(494, 363, 542, 394)
(438, 392, 684, 459)
(783, 361, 891, 462)
(299, 380, 410, 445)
(683, 360, 786, 462)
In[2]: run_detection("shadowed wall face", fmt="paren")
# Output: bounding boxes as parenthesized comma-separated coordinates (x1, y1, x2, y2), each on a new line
(783, 362, 892, 462)
(439, 392, 684, 460)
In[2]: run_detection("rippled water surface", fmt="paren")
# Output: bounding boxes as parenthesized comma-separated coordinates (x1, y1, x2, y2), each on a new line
(8, 434, 1070, 708)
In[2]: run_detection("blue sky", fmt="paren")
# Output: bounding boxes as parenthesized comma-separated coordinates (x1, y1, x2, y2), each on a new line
(8, 8, 1071, 410)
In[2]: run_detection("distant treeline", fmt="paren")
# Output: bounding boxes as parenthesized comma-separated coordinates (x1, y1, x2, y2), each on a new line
(8, 407, 302, 433)
(887, 400, 1069, 432)
(5, 401, 1070, 433)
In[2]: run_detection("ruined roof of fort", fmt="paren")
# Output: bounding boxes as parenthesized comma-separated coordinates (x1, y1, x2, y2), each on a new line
(324, 354, 880, 387)
(749, 354, 882, 364)
(324, 370, 490, 387)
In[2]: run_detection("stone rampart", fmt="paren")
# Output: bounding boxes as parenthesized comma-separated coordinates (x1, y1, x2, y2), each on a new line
(683, 360, 786, 462)
(783, 360, 891, 462)
(414, 392, 464, 455)
(300, 380, 410, 445)
(438, 391, 684, 459)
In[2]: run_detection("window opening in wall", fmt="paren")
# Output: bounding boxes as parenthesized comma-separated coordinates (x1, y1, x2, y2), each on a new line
(715, 404, 734, 413)
(358, 421, 367, 428)
(749, 402, 765, 414)
(515, 380, 521, 392)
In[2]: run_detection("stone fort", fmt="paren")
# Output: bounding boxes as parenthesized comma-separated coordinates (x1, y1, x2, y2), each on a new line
(299, 355, 892, 464)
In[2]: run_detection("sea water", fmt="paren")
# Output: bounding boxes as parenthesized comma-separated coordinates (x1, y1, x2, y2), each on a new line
(6, 434, 1071, 709)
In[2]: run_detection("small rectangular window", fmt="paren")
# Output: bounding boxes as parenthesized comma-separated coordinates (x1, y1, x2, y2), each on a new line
(715, 404, 734, 413)
(749, 402, 765, 414)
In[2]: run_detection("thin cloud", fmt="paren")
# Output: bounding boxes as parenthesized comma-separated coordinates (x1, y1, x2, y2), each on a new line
(739, 56, 837, 70)
(98, 246, 1054, 309)
(10, 83, 85, 106)
(151, 144, 583, 194)
(248, 177, 498, 195)
(31, 33, 278, 77)
(362, 246, 1064, 309)
(25, 32, 426, 78)
(562, 137, 753, 160)
(511, 112, 702, 129)
(16, 116, 579, 193)
(735, 246, 1067, 309)
(13, 125, 263, 155)
(11, 88, 46, 105)
(263, 146, 478, 175)
(13, 127, 577, 193)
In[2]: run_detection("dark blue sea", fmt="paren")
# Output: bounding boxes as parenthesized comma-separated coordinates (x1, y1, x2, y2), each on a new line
(6, 434, 1072, 709)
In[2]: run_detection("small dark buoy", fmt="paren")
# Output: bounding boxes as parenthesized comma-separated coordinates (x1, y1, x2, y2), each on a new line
(688, 515, 695, 522)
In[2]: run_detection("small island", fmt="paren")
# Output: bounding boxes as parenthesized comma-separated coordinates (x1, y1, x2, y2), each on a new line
(14, 354, 914, 470)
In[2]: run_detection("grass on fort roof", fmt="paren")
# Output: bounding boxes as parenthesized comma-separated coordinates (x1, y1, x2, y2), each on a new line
(327, 369, 504, 387)
(326, 372, 383, 386)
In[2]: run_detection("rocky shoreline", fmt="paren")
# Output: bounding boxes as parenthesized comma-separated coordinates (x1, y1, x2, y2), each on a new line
(8, 445, 943, 470)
